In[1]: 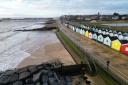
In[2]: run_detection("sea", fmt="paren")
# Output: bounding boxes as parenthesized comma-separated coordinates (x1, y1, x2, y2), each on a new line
(0, 19, 49, 71)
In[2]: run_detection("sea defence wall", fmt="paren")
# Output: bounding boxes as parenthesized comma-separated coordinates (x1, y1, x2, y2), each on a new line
(0, 62, 89, 85)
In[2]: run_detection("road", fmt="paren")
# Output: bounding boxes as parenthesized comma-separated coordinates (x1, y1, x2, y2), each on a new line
(57, 20, 128, 85)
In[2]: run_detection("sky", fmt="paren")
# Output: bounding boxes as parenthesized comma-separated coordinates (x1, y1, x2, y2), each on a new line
(0, 0, 127, 18)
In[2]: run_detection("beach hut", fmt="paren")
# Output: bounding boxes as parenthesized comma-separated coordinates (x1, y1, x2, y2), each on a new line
(88, 31, 93, 39)
(95, 29, 99, 33)
(74, 26, 77, 32)
(105, 31, 109, 35)
(85, 30, 89, 37)
(64, 24, 68, 27)
(120, 40, 128, 55)
(76, 28, 78, 33)
(80, 29, 83, 35)
(92, 33, 98, 40)
(80, 29, 84, 35)
(109, 30, 113, 33)
(123, 33, 128, 40)
(118, 34, 124, 40)
(103, 36, 111, 46)
(123, 35, 128, 40)
(118, 32, 122, 35)
(92, 27, 96, 32)
(109, 32, 114, 37)
(80, 24, 86, 29)
(76, 27, 80, 33)
(111, 38, 121, 51)
(113, 31, 118, 37)
(97, 34, 104, 43)
(98, 29, 102, 34)
(82, 29, 85, 35)
(72, 26, 75, 31)
(102, 30, 106, 35)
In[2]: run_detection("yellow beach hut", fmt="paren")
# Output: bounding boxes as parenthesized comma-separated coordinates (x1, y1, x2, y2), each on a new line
(111, 39, 121, 51)
(85, 30, 89, 37)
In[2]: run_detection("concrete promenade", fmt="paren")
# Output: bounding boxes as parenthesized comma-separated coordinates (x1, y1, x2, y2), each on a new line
(57, 20, 128, 85)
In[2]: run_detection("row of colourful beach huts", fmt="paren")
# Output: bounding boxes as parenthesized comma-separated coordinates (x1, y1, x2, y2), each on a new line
(64, 22, 128, 56)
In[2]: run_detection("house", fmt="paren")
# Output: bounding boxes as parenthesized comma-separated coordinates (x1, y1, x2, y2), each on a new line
(85, 30, 89, 37)
(111, 38, 121, 51)
(103, 36, 111, 47)
(88, 31, 93, 39)
(120, 40, 128, 55)
(97, 34, 104, 43)
(92, 33, 98, 40)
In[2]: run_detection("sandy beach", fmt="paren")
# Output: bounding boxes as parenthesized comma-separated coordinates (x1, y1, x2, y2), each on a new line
(18, 31, 75, 68)
(0, 19, 75, 71)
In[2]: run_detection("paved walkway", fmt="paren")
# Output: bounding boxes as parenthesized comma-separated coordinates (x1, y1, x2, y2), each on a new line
(57, 20, 128, 85)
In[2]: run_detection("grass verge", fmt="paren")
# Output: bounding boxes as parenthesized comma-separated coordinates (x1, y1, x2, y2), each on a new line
(56, 31, 88, 63)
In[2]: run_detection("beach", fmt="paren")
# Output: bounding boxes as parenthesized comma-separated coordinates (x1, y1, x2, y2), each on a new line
(0, 19, 75, 71)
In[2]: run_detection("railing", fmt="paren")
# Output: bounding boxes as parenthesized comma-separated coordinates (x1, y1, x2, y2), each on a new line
(59, 21, 128, 85)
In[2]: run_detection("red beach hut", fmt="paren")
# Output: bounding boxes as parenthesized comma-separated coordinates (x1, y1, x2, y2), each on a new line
(120, 40, 128, 55)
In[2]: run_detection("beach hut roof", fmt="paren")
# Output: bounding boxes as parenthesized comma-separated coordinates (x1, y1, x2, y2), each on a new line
(109, 36, 118, 41)
(120, 40, 128, 44)
(94, 32, 100, 36)
(102, 35, 108, 38)
(89, 30, 94, 34)
(123, 32, 128, 36)
(113, 31, 117, 34)
(118, 32, 122, 34)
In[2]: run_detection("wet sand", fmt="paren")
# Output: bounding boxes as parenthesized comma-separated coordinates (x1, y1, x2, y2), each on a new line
(18, 31, 75, 68)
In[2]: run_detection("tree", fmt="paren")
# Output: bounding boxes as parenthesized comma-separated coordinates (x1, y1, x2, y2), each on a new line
(113, 12, 119, 16)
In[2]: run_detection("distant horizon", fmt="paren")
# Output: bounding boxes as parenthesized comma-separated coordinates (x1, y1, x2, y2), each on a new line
(0, 0, 127, 18)
(0, 13, 127, 19)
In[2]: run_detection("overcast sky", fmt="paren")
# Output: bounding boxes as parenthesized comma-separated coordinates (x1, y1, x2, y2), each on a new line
(0, 0, 127, 18)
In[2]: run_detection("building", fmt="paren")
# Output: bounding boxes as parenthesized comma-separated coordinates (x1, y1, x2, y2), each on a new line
(105, 31, 109, 35)
(98, 29, 102, 34)
(103, 36, 111, 47)
(102, 30, 106, 35)
(111, 38, 121, 51)
(92, 33, 98, 40)
(85, 30, 89, 37)
(97, 34, 104, 43)
(120, 40, 128, 55)
(109, 32, 114, 37)
(88, 31, 93, 39)
(118, 34, 124, 40)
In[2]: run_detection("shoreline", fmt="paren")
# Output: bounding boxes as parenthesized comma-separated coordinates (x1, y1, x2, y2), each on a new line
(17, 20, 75, 69)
